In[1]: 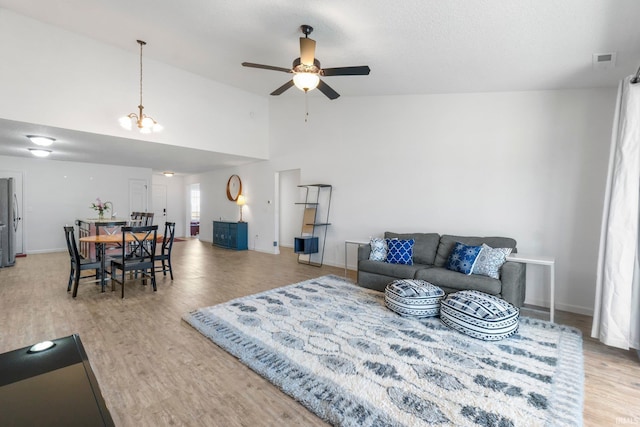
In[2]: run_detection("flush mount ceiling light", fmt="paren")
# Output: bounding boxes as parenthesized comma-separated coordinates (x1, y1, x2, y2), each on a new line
(28, 148, 52, 157)
(119, 40, 162, 134)
(162, 171, 174, 177)
(26, 135, 55, 146)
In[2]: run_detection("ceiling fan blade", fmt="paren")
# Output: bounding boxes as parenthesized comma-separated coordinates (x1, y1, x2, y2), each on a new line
(321, 66, 371, 76)
(270, 80, 295, 96)
(300, 37, 316, 66)
(317, 79, 340, 100)
(242, 62, 292, 73)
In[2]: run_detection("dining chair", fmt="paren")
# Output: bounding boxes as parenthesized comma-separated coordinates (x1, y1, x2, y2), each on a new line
(130, 212, 153, 226)
(110, 225, 158, 298)
(64, 226, 102, 298)
(95, 220, 128, 261)
(130, 212, 143, 226)
(142, 212, 154, 226)
(155, 222, 175, 280)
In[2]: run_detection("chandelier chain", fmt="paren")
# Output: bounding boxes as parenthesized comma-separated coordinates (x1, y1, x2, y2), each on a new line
(138, 40, 146, 109)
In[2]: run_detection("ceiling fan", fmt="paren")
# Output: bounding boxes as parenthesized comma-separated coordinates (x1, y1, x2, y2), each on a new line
(242, 25, 370, 100)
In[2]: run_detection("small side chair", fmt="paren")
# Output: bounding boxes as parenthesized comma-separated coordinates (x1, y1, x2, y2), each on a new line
(64, 226, 102, 298)
(155, 222, 175, 280)
(110, 225, 158, 298)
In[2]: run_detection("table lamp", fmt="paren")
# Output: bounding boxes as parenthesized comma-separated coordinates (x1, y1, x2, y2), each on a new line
(237, 195, 246, 222)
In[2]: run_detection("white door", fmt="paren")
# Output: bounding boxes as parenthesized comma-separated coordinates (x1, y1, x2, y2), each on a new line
(151, 184, 167, 226)
(129, 179, 148, 215)
(0, 171, 23, 254)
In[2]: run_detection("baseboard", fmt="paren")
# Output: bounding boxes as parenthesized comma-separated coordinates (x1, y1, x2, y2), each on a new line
(26, 248, 66, 254)
(525, 297, 593, 316)
(555, 302, 593, 316)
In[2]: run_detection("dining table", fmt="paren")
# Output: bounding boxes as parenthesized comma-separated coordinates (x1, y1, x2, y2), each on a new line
(79, 233, 163, 292)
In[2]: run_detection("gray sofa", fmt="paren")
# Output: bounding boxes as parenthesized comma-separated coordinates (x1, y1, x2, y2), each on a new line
(357, 232, 526, 307)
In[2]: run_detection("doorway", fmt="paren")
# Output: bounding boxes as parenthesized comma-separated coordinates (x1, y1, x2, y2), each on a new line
(151, 184, 167, 225)
(129, 179, 148, 214)
(189, 183, 200, 236)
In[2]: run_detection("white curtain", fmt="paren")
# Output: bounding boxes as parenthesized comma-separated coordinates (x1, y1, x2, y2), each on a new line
(592, 76, 640, 350)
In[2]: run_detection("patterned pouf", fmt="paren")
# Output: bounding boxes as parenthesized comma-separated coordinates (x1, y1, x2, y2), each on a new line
(440, 290, 519, 341)
(384, 279, 445, 317)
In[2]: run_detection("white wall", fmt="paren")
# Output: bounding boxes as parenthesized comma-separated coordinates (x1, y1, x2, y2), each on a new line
(278, 169, 301, 248)
(0, 155, 151, 252)
(0, 9, 269, 159)
(196, 88, 616, 315)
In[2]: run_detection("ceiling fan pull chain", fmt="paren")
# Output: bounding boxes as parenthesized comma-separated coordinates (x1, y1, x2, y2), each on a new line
(305, 91, 309, 122)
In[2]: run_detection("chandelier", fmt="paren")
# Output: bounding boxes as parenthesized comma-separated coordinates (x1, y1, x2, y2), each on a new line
(119, 40, 162, 133)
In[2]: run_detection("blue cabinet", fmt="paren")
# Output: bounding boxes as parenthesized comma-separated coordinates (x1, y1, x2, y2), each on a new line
(213, 221, 248, 250)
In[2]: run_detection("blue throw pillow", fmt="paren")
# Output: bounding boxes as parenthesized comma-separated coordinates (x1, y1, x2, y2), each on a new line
(385, 238, 414, 265)
(446, 242, 482, 275)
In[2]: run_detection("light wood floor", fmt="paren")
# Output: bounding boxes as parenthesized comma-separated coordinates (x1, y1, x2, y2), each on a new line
(0, 239, 638, 426)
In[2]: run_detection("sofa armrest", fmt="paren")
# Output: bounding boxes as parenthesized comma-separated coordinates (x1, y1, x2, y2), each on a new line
(358, 244, 372, 262)
(500, 261, 526, 307)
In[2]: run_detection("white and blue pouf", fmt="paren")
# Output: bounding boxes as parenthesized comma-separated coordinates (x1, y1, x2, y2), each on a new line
(440, 290, 520, 341)
(384, 279, 445, 318)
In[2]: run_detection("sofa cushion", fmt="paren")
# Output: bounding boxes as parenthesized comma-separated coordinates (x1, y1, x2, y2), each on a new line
(385, 232, 440, 265)
(434, 235, 517, 268)
(384, 279, 444, 317)
(385, 238, 414, 265)
(358, 259, 427, 279)
(369, 237, 387, 262)
(445, 242, 482, 275)
(439, 290, 519, 341)
(473, 243, 512, 279)
(414, 267, 502, 295)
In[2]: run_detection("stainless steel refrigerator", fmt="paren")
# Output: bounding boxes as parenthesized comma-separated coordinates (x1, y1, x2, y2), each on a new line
(0, 178, 16, 267)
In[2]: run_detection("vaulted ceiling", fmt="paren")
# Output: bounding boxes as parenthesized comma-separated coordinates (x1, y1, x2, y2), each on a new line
(1, 0, 639, 173)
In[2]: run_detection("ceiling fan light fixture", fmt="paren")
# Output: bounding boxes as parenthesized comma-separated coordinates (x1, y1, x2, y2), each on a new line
(241, 24, 369, 101)
(293, 72, 320, 92)
(26, 135, 56, 146)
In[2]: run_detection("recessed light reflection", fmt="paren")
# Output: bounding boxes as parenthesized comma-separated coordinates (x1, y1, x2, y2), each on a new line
(28, 340, 56, 353)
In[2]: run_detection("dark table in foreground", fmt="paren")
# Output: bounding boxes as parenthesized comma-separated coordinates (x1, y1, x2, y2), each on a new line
(0, 334, 115, 426)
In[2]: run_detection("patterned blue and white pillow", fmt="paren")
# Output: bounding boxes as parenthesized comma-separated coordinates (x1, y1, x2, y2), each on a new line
(369, 237, 387, 262)
(472, 243, 513, 279)
(440, 290, 519, 341)
(385, 279, 445, 317)
(385, 238, 415, 265)
(446, 242, 482, 275)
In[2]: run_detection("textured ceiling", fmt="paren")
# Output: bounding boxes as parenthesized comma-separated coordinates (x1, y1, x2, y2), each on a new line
(2, 0, 640, 97)
(1, 0, 639, 173)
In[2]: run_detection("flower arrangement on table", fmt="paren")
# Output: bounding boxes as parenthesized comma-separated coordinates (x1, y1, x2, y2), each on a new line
(90, 198, 112, 220)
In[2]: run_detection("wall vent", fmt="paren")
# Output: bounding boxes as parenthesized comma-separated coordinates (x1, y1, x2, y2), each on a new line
(592, 52, 617, 70)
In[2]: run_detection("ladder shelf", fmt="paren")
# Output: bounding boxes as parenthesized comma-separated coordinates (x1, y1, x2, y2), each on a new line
(294, 184, 332, 267)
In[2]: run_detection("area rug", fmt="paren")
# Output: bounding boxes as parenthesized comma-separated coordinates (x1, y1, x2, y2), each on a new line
(183, 275, 583, 427)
